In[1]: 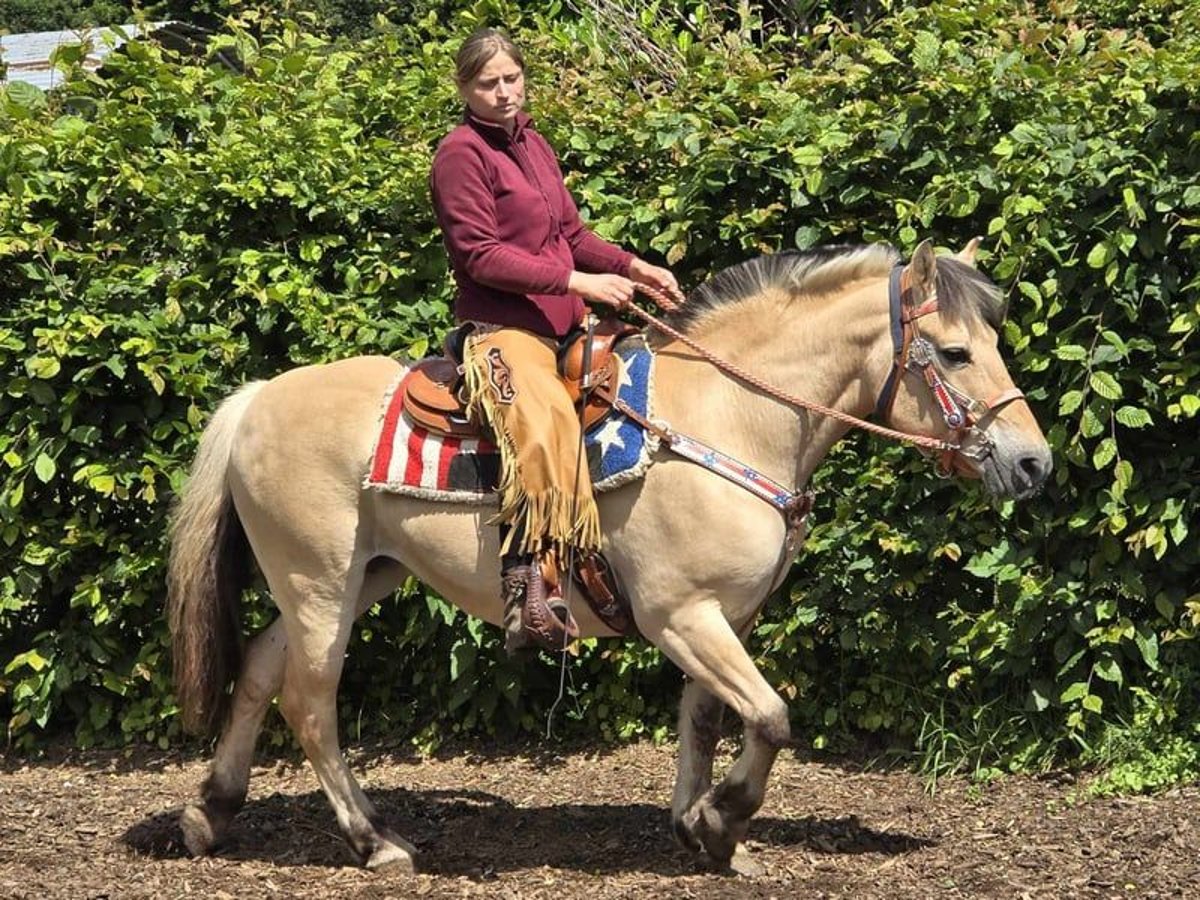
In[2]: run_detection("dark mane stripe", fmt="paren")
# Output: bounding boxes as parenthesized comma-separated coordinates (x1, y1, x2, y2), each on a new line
(667, 244, 1006, 334)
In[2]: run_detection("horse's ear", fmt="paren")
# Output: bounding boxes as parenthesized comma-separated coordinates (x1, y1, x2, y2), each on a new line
(955, 236, 983, 267)
(910, 239, 938, 304)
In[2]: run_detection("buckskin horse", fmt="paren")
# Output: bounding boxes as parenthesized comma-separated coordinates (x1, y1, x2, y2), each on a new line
(168, 240, 1051, 873)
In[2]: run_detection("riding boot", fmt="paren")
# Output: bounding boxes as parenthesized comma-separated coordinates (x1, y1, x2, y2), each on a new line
(500, 563, 541, 655)
(499, 557, 581, 655)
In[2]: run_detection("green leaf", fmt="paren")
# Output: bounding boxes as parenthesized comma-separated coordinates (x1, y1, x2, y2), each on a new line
(448, 640, 474, 681)
(1029, 682, 1052, 712)
(1080, 405, 1105, 438)
(1092, 437, 1117, 469)
(1154, 595, 1176, 620)
(1086, 241, 1112, 268)
(4, 650, 48, 674)
(1089, 371, 1123, 400)
(26, 357, 61, 379)
(1058, 390, 1084, 415)
(1134, 627, 1159, 671)
(912, 32, 941, 71)
(794, 605, 819, 626)
(1114, 406, 1151, 429)
(1054, 344, 1088, 361)
(791, 145, 823, 167)
(34, 453, 56, 483)
(1093, 658, 1122, 685)
(1114, 459, 1133, 492)
(3, 81, 47, 110)
(1060, 681, 1089, 703)
(793, 226, 822, 249)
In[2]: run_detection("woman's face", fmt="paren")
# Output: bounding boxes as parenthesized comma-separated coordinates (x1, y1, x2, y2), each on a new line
(460, 51, 525, 131)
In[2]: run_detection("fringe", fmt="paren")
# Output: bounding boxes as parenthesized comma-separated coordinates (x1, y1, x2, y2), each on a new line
(461, 332, 601, 559)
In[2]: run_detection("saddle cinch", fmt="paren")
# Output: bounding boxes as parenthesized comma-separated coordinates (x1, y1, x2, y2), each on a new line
(400, 318, 640, 439)
(399, 317, 640, 639)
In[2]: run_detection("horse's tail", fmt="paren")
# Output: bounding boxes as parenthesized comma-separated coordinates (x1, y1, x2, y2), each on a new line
(167, 381, 265, 736)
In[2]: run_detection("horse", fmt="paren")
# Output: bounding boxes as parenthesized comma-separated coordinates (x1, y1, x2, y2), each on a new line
(167, 239, 1052, 873)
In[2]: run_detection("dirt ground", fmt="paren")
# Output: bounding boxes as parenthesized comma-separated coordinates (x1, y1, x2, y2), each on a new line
(1, 737, 1197, 899)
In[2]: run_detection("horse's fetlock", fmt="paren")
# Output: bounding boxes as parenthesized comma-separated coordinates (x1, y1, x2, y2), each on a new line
(712, 778, 761, 821)
(672, 813, 702, 853)
(345, 819, 384, 863)
(200, 775, 247, 817)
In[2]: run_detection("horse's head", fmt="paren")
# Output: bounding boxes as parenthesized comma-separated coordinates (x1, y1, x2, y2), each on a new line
(877, 240, 1052, 499)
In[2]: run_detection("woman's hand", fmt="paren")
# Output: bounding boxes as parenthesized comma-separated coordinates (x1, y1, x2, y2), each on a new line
(568, 271, 635, 309)
(628, 257, 680, 298)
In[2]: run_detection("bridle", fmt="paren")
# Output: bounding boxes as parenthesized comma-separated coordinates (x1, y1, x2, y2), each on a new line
(871, 264, 1026, 477)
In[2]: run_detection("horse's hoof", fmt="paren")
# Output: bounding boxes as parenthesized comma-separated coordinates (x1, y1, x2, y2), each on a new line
(729, 844, 765, 877)
(179, 803, 217, 857)
(365, 831, 418, 873)
(681, 797, 743, 864)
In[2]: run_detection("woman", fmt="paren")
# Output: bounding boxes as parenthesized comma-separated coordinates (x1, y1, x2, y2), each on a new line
(429, 27, 678, 653)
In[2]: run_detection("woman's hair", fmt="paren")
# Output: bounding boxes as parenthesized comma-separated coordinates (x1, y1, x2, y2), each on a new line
(454, 28, 525, 86)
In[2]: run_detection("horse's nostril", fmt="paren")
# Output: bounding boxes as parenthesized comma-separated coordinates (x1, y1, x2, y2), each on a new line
(1018, 453, 1051, 486)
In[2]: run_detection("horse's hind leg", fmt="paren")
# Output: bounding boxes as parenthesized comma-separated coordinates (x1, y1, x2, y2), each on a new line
(645, 604, 789, 867)
(180, 616, 286, 856)
(670, 680, 725, 851)
(180, 560, 410, 858)
(275, 567, 417, 871)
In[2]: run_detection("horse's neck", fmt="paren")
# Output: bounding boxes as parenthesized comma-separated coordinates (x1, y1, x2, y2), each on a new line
(653, 284, 887, 489)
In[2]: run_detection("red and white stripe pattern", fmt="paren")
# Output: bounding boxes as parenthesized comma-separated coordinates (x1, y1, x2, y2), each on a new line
(365, 374, 497, 501)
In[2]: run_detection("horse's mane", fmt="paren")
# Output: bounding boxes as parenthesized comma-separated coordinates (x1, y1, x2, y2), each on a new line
(667, 244, 1006, 334)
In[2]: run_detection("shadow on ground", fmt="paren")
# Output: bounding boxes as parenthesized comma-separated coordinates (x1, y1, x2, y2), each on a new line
(121, 785, 935, 876)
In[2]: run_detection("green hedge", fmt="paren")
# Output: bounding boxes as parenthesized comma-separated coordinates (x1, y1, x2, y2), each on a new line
(1, 2, 1197, 778)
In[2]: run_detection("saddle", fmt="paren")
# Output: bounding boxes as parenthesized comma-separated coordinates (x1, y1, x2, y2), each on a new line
(400, 318, 640, 439)
(399, 317, 642, 641)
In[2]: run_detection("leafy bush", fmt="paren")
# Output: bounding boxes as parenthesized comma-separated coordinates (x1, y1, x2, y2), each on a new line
(1, 1, 1197, 783)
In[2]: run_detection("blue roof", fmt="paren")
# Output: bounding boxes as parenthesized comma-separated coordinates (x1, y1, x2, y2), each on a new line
(1, 24, 164, 91)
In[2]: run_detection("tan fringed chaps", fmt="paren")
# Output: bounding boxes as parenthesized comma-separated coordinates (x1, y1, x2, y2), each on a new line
(462, 325, 601, 562)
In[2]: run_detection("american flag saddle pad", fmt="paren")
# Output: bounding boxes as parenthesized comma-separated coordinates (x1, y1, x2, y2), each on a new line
(364, 337, 659, 502)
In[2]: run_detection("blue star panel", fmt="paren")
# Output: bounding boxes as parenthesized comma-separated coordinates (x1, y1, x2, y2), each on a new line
(586, 339, 657, 490)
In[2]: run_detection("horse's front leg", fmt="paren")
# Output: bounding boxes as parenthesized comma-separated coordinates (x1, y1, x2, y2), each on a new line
(670, 678, 725, 851)
(647, 602, 789, 866)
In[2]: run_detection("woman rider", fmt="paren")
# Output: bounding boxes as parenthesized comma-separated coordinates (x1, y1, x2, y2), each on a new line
(429, 28, 678, 653)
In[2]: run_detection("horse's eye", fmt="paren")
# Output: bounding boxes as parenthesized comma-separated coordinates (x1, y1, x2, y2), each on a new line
(940, 347, 972, 367)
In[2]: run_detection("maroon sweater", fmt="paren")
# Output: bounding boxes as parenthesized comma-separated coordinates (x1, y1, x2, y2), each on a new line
(430, 111, 634, 337)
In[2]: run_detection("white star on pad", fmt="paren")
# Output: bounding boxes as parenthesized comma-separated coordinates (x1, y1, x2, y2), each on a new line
(616, 357, 634, 393)
(593, 418, 627, 456)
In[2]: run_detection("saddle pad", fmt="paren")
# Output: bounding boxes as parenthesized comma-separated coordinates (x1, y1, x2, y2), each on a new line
(364, 337, 659, 501)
